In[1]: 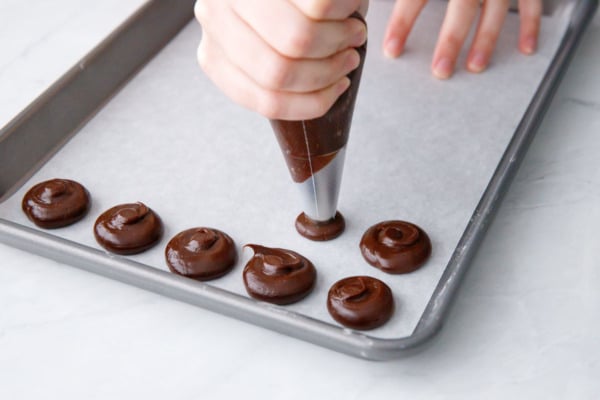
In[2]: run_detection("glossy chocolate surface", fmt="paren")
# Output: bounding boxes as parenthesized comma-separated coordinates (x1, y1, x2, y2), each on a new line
(295, 211, 345, 241)
(327, 276, 394, 330)
(243, 244, 316, 305)
(166, 227, 237, 281)
(94, 202, 163, 255)
(22, 178, 90, 229)
(360, 220, 431, 274)
(270, 14, 367, 183)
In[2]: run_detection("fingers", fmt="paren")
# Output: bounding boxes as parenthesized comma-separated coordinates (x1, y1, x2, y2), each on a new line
(195, 0, 366, 120)
(383, 0, 428, 58)
(518, 0, 542, 54)
(198, 37, 351, 120)
(203, 2, 361, 92)
(466, 0, 510, 73)
(233, 0, 367, 59)
(431, 0, 480, 79)
(384, 0, 542, 79)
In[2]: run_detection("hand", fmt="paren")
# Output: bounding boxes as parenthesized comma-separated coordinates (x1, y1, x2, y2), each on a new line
(195, 0, 369, 120)
(383, 0, 542, 79)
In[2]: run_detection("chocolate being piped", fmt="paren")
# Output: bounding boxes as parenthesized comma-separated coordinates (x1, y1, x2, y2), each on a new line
(270, 13, 367, 226)
(94, 202, 163, 255)
(327, 276, 394, 330)
(166, 227, 237, 281)
(22, 178, 90, 229)
(270, 15, 367, 182)
(360, 220, 432, 274)
(243, 244, 316, 305)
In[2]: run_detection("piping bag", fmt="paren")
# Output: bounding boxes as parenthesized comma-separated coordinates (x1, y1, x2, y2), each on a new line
(270, 13, 367, 233)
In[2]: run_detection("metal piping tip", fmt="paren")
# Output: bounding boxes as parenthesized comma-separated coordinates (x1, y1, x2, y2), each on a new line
(295, 148, 346, 222)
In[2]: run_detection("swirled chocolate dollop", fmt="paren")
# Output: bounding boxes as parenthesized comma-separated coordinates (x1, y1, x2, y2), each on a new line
(295, 211, 345, 241)
(22, 178, 90, 229)
(94, 202, 163, 255)
(360, 220, 431, 274)
(165, 227, 237, 281)
(327, 276, 394, 330)
(243, 244, 316, 305)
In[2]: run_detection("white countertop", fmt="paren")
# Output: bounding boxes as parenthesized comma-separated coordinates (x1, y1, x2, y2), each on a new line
(1, 2, 599, 399)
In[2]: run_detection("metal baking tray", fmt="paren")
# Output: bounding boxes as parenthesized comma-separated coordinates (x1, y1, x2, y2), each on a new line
(0, 0, 596, 360)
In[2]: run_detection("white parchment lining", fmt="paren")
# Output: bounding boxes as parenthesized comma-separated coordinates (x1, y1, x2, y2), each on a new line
(0, 1, 573, 338)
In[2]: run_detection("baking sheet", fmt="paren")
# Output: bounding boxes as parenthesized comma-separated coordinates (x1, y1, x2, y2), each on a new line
(0, 0, 576, 342)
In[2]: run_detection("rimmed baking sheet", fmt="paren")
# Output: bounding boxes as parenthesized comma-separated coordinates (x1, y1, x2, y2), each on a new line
(0, 0, 596, 359)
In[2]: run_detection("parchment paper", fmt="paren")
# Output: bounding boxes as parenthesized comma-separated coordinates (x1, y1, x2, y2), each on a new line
(0, 0, 573, 338)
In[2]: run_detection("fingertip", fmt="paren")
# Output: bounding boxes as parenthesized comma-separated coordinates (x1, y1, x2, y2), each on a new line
(344, 49, 361, 72)
(518, 0, 542, 55)
(520, 35, 537, 55)
(336, 76, 351, 96)
(383, 38, 402, 59)
(312, 77, 351, 119)
(384, 0, 427, 60)
(432, 57, 453, 80)
(466, 51, 488, 73)
(349, 19, 368, 48)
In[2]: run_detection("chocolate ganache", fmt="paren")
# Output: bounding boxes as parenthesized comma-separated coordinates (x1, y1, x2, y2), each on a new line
(295, 211, 345, 241)
(94, 202, 163, 255)
(243, 244, 316, 305)
(22, 178, 90, 229)
(327, 276, 394, 330)
(166, 227, 237, 281)
(360, 220, 431, 274)
(270, 13, 367, 183)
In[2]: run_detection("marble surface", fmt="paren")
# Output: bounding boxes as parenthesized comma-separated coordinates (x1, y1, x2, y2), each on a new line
(1, 2, 600, 399)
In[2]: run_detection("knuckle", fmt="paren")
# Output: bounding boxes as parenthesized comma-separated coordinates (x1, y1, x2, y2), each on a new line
(263, 55, 294, 90)
(281, 23, 315, 57)
(394, 14, 409, 30)
(439, 33, 463, 54)
(523, 16, 541, 32)
(304, 0, 334, 19)
(193, 0, 208, 23)
(475, 31, 497, 49)
(390, 15, 411, 36)
(255, 92, 284, 119)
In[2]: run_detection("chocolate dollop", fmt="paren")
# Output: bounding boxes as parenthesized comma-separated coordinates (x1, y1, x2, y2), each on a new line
(243, 244, 316, 305)
(21, 178, 90, 229)
(270, 13, 367, 183)
(295, 211, 345, 241)
(360, 220, 431, 274)
(327, 276, 394, 330)
(94, 202, 163, 255)
(166, 227, 237, 281)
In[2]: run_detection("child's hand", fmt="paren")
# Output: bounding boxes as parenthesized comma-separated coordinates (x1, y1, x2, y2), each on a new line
(194, 0, 368, 120)
(383, 0, 542, 79)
